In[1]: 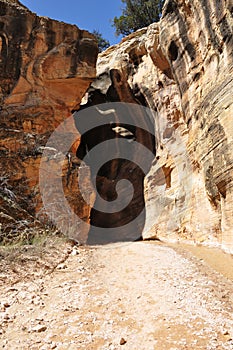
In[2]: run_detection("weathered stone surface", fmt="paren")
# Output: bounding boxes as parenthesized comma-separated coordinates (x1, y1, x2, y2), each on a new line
(76, 31, 156, 244)
(1, 0, 232, 251)
(158, 0, 233, 252)
(79, 24, 186, 244)
(82, 0, 233, 251)
(0, 0, 98, 242)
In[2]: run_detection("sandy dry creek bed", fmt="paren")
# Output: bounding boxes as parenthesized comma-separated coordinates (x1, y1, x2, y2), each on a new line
(0, 239, 233, 349)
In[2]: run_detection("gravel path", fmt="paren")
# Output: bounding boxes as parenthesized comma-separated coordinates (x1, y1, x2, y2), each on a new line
(0, 241, 233, 349)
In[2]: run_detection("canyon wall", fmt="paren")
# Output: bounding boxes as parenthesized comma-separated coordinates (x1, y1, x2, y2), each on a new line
(0, 0, 232, 251)
(83, 0, 233, 252)
(158, 0, 233, 251)
(0, 0, 98, 242)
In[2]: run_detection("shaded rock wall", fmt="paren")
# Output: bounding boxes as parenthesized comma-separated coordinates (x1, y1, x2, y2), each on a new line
(75, 102, 155, 244)
(82, 0, 233, 252)
(0, 0, 98, 241)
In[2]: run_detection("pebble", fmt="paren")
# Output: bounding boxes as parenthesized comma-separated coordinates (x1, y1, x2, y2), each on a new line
(2, 302, 10, 308)
(71, 247, 79, 256)
(57, 264, 67, 270)
(120, 338, 127, 345)
(3, 314, 10, 320)
(31, 325, 47, 333)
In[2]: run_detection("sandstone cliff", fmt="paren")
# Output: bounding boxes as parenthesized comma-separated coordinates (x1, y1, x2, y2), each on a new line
(159, 0, 233, 252)
(1, 0, 232, 252)
(81, 0, 233, 252)
(0, 0, 98, 242)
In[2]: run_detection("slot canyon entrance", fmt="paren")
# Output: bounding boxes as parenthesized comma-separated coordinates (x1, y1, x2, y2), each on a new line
(74, 102, 156, 244)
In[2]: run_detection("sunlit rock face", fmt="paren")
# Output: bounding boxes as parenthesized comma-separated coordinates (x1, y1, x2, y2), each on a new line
(0, 0, 98, 241)
(159, 0, 233, 252)
(82, 0, 233, 251)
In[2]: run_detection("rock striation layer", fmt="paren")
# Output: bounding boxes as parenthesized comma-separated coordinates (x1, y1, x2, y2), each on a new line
(159, 0, 233, 252)
(0, 0, 98, 242)
(82, 0, 233, 251)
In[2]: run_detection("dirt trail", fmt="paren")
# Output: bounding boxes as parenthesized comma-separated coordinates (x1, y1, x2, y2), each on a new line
(0, 241, 233, 350)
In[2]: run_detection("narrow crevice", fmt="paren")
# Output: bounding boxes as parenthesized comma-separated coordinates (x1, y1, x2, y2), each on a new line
(74, 71, 156, 244)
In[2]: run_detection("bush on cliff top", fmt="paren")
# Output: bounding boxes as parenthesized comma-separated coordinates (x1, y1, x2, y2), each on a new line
(113, 0, 165, 36)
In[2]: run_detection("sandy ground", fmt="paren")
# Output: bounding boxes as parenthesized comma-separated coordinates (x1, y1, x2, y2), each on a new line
(0, 240, 233, 350)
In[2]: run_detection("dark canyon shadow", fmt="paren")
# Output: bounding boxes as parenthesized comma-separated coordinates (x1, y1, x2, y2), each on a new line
(74, 102, 156, 245)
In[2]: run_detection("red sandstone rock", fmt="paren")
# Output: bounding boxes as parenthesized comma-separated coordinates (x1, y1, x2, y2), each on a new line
(0, 0, 98, 242)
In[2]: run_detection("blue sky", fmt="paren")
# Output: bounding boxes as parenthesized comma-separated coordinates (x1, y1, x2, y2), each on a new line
(20, 0, 123, 45)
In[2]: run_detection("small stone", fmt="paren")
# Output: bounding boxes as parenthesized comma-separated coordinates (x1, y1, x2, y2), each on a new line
(120, 338, 127, 345)
(32, 325, 47, 332)
(71, 247, 79, 256)
(35, 317, 44, 321)
(223, 330, 230, 336)
(7, 288, 18, 292)
(2, 302, 10, 308)
(3, 314, 10, 320)
(57, 264, 67, 270)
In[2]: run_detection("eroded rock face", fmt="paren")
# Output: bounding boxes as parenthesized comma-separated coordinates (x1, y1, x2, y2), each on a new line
(0, 0, 98, 242)
(78, 25, 184, 244)
(1, 0, 232, 251)
(82, 0, 233, 251)
(159, 0, 233, 252)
